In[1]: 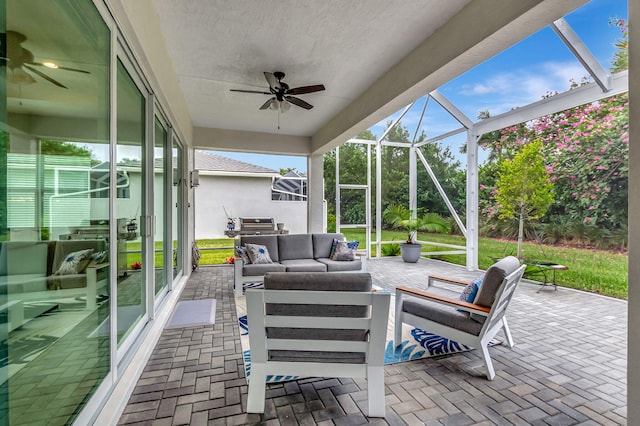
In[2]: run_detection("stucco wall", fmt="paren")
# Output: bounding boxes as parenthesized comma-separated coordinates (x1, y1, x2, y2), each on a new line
(194, 175, 307, 239)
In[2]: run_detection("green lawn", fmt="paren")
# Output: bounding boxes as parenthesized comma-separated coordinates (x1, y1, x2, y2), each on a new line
(190, 231, 628, 299)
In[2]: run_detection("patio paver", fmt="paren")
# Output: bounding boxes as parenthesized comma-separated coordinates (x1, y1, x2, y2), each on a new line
(118, 258, 627, 425)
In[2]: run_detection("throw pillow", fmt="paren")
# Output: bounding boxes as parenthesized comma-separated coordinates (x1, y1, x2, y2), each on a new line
(235, 246, 250, 264)
(328, 238, 341, 259)
(331, 241, 356, 261)
(459, 275, 483, 303)
(245, 244, 273, 264)
(346, 241, 359, 251)
(91, 250, 109, 264)
(55, 248, 94, 275)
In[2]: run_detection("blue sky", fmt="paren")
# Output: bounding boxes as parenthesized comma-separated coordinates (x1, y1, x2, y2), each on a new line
(211, 0, 627, 172)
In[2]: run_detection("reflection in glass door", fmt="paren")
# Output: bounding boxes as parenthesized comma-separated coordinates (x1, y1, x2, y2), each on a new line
(116, 59, 146, 346)
(154, 118, 167, 296)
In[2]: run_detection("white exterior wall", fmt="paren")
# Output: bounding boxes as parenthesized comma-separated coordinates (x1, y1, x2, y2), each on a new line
(195, 174, 307, 239)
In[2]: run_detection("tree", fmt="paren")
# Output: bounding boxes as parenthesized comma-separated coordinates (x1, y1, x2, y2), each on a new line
(41, 140, 97, 164)
(495, 140, 554, 258)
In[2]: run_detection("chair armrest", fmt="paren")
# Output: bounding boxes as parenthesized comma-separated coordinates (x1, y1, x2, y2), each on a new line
(396, 286, 490, 315)
(428, 274, 469, 287)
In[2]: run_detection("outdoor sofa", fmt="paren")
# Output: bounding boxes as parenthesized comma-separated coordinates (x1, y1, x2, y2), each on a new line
(0, 239, 108, 330)
(233, 233, 365, 296)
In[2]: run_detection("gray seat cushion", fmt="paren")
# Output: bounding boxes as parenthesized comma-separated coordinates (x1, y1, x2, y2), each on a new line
(316, 257, 362, 272)
(402, 295, 484, 336)
(242, 263, 286, 276)
(312, 233, 344, 259)
(278, 234, 313, 261)
(279, 259, 327, 272)
(263, 272, 372, 363)
(240, 235, 279, 262)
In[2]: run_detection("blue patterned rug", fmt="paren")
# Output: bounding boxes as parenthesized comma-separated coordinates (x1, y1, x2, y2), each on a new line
(236, 283, 486, 383)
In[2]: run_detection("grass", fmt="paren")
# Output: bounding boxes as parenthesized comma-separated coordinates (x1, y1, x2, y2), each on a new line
(190, 230, 628, 299)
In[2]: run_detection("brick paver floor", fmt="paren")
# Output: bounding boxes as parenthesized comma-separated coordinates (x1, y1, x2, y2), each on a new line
(118, 258, 627, 425)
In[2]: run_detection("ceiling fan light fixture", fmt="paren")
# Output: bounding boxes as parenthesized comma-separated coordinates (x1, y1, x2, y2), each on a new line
(9, 68, 36, 85)
(269, 99, 279, 110)
(280, 99, 291, 113)
(43, 62, 59, 69)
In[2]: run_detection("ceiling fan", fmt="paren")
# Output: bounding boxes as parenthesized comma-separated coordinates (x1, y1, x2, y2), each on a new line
(230, 71, 325, 112)
(1, 30, 90, 89)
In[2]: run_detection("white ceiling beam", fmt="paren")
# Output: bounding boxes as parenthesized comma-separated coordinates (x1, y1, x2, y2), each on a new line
(310, 0, 588, 155)
(473, 70, 628, 136)
(193, 127, 311, 156)
(551, 17, 611, 92)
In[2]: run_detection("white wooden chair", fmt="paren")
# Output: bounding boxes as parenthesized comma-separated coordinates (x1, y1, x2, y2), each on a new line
(246, 272, 390, 417)
(394, 256, 525, 380)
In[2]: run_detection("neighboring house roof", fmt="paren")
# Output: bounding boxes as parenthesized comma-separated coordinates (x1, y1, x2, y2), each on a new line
(196, 151, 278, 175)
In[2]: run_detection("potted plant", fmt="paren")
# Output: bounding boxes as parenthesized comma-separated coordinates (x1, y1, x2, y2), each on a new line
(383, 205, 450, 263)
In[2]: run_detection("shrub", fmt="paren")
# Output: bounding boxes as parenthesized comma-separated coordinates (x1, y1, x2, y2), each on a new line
(380, 243, 401, 256)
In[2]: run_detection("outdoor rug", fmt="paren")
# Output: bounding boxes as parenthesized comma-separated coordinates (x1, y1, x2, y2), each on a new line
(166, 298, 216, 329)
(236, 283, 487, 383)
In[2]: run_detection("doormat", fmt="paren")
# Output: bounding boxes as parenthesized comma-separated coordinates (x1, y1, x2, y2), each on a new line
(166, 299, 216, 329)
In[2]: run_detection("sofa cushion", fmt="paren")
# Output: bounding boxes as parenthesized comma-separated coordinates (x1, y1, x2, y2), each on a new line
(312, 233, 344, 259)
(0, 242, 48, 276)
(278, 234, 313, 261)
(316, 258, 362, 272)
(242, 263, 287, 276)
(474, 256, 520, 307)
(403, 297, 483, 335)
(240, 235, 279, 262)
(279, 259, 327, 272)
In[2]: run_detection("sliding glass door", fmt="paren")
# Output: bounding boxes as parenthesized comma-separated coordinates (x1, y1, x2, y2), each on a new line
(115, 59, 147, 347)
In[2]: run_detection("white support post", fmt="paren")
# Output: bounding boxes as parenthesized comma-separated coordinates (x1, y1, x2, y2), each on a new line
(335, 147, 341, 234)
(466, 130, 480, 271)
(307, 154, 325, 233)
(366, 144, 372, 257)
(375, 139, 382, 259)
(409, 145, 417, 213)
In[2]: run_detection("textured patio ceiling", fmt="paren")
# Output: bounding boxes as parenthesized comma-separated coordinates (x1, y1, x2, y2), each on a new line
(150, 0, 589, 155)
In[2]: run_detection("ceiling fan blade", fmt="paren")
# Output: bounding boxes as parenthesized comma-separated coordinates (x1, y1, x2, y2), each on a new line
(31, 62, 90, 74)
(264, 72, 281, 91)
(259, 97, 275, 110)
(288, 84, 325, 95)
(285, 96, 313, 110)
(24, 64, 67, 88)
(230, 89, 271, 95)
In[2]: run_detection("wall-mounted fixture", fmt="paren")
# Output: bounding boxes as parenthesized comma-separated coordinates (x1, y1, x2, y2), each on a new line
(190, 170, 200, 188)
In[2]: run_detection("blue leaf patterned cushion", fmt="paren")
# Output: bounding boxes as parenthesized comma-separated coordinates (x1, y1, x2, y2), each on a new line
(245, 244, 273, 264)
(55, 248, 94, 275)
(328, 238, 341, 259)
(459, 276, 483, 303)
(235, 246, 250, 264)
(346, 241, 359, 250)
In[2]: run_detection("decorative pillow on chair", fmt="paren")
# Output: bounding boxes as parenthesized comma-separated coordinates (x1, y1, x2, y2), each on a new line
(245, 244, 273, 264)
(91, 250, 109, 264)
(331, 241, 356, 261)
(459, 275, 483, 303)
(235, 246, 250, 264)
(55, 249, 94, 275)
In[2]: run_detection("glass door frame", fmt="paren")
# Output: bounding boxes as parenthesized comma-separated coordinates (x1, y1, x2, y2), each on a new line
(114, 37, 153, 359)
(153, 106, 171, 306)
